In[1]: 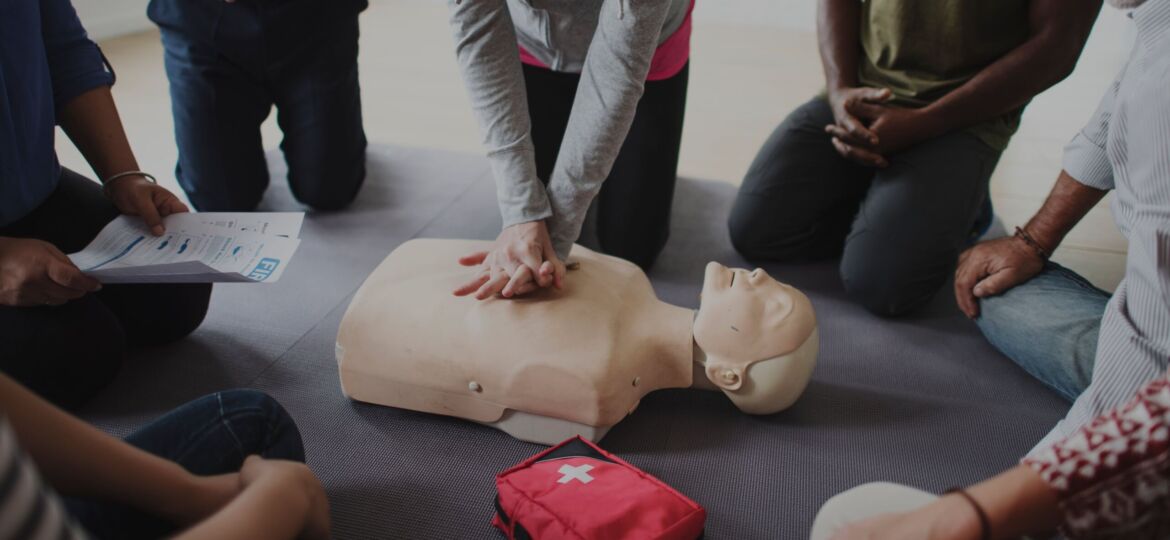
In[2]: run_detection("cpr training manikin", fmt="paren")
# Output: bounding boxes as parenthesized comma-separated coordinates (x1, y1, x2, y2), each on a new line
(336, 239, 819, 445)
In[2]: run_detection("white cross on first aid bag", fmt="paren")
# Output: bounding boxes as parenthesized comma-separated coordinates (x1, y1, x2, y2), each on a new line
(492, 436, 706, 539)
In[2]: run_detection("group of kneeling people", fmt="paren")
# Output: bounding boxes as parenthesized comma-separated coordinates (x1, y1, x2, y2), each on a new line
(1, 0, 1168, 538)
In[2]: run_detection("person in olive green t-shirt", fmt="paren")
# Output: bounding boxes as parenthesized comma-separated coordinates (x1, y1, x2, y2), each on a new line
(728, 0, 1100, 317)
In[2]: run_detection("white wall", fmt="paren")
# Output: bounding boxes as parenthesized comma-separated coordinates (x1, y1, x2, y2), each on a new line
(73, 0, 150, 41)
(75, 0, 819, 40)
(695, 0, 815, 30)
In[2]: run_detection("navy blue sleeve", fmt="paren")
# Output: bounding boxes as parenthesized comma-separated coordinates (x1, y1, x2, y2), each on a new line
(39, 0, 115, 115)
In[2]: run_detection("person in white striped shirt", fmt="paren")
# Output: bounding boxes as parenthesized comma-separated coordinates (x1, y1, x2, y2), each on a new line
(954, 0, 1170, 452)
(810, 0, 1170, 538)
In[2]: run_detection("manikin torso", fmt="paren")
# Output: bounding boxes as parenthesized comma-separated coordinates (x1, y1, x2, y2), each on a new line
(337, 239, 818, 444)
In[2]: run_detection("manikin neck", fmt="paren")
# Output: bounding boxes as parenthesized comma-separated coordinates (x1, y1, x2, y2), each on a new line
(643, 300, 701, 391)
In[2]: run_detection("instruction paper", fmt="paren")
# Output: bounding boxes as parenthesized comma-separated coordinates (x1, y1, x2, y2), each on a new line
(68, 213, 304, 284)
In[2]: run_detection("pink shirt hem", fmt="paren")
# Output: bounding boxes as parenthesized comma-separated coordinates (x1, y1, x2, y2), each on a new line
(518, 0, 694, 82)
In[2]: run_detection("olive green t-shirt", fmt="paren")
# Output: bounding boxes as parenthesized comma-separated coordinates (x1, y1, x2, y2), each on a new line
(858, 0, 1031, 151)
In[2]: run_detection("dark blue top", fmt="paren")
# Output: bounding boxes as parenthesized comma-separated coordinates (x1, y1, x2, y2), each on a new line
(148, 0, 368, 72)
(0, 0, 114, 226)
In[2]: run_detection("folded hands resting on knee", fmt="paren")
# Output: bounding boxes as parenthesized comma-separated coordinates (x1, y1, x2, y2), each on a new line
(824, 86, 944, 168)
(452, 220, 566, 300)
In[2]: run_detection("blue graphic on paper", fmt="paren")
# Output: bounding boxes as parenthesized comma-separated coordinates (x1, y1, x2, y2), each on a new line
(178, 239, 190, 254)
(84, 236, 145, 271)
(246, 258, 280, 281)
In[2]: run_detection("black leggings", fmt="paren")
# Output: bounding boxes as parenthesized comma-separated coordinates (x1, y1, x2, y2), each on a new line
(0, 170, 211, 409)
(523, 63, 688, 270)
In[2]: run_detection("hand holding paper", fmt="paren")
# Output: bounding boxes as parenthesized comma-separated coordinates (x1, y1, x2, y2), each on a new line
(68, 213, 305, 284)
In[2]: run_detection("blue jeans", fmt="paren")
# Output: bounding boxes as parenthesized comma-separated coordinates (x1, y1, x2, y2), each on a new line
(150, 1, 367, 211)
(66, 390, 304, 539)
(975, 262, 1110, 402)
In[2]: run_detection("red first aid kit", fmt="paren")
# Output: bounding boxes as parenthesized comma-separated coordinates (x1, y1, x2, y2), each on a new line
(492, 436, 707, 540)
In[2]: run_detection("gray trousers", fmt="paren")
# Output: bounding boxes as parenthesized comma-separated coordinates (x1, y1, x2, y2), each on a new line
(729, 98, 1002, 316)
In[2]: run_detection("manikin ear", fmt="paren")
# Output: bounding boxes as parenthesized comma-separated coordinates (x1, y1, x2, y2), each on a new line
(705, 362, 744, 391)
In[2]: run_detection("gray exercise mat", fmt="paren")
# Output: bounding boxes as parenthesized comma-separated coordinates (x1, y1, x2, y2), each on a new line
(79, 145, 1069, 539)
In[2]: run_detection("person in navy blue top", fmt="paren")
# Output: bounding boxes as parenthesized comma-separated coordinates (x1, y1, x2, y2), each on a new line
(0, 0, 211, 410)
(148, 0, 369, 212)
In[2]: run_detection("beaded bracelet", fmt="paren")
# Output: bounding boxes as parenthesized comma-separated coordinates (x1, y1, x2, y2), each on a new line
(1014, 226, 1051, 260)
(945, 487, 992, 540)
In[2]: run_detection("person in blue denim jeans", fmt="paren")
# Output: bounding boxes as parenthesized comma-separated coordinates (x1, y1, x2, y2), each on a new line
(0, 373, 329, 539)
(147, 0, 369, 212)
(954, 171, 1114, 403)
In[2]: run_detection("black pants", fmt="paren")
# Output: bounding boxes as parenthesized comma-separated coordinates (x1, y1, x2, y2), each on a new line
(0, 170, 212, 409)
(524, 63, 688, 270)
(154, 3, 367, 211)
(729, 97, 1001, 316)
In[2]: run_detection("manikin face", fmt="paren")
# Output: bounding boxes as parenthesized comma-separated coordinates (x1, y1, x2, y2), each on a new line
(693, 262, 816, 391)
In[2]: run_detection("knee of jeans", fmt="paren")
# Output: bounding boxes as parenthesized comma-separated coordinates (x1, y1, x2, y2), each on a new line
(218, 390, 305, 462)
(841, 261, 938, 317)
(291, 156, 366, 212)
(298, 182, 361, 212)
(972, 291, 1038, 353)
(187, 187, 266, 213)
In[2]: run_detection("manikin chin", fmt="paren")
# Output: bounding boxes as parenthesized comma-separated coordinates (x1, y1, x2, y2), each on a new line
(336, 239, 819, 445)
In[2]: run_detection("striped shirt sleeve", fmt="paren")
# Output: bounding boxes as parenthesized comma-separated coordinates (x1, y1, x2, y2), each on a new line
(447, 0, 554, 230)
(1061, 63, 1125, 192)
(0, 418, 89, 540)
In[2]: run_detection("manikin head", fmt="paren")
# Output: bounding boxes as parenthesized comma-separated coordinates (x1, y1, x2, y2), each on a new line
(694, 262, 819, 415)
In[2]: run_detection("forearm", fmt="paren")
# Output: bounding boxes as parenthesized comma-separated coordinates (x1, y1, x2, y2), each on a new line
(0, 375, 194, 518)
(57, 85, 140, 181)
(545, 0, 669, 257)
(817, 0, 862, 91)
(921, 1, 1099, 135)
(447, 0, 550, 227)
(965, 465, 1061, 539)
(174, 477, 310, 540)
(1022, 170, 1108, 253)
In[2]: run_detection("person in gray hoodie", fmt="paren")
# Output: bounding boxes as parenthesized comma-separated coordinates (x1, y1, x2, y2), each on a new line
(447, 0, 694, 301)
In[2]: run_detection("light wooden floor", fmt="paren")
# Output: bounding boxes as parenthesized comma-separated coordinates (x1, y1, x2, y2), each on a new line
(59, 1, 1130, 290)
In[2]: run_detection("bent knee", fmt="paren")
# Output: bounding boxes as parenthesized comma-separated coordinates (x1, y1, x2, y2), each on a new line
(842, 264, 942, 317)
(728, 204, 806, 262)
(811, 483, 937, 540)
(218, 389, 305, 461)
(134, 284, 211, 345)
(26, 305, 126, 409)
(290, 155, 366, 212)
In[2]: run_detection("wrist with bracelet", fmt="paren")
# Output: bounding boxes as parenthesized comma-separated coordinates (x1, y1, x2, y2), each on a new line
(1013, 226, 1051, 261)
(101, 170, 157, 198)
(945, 487, 992, 540)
